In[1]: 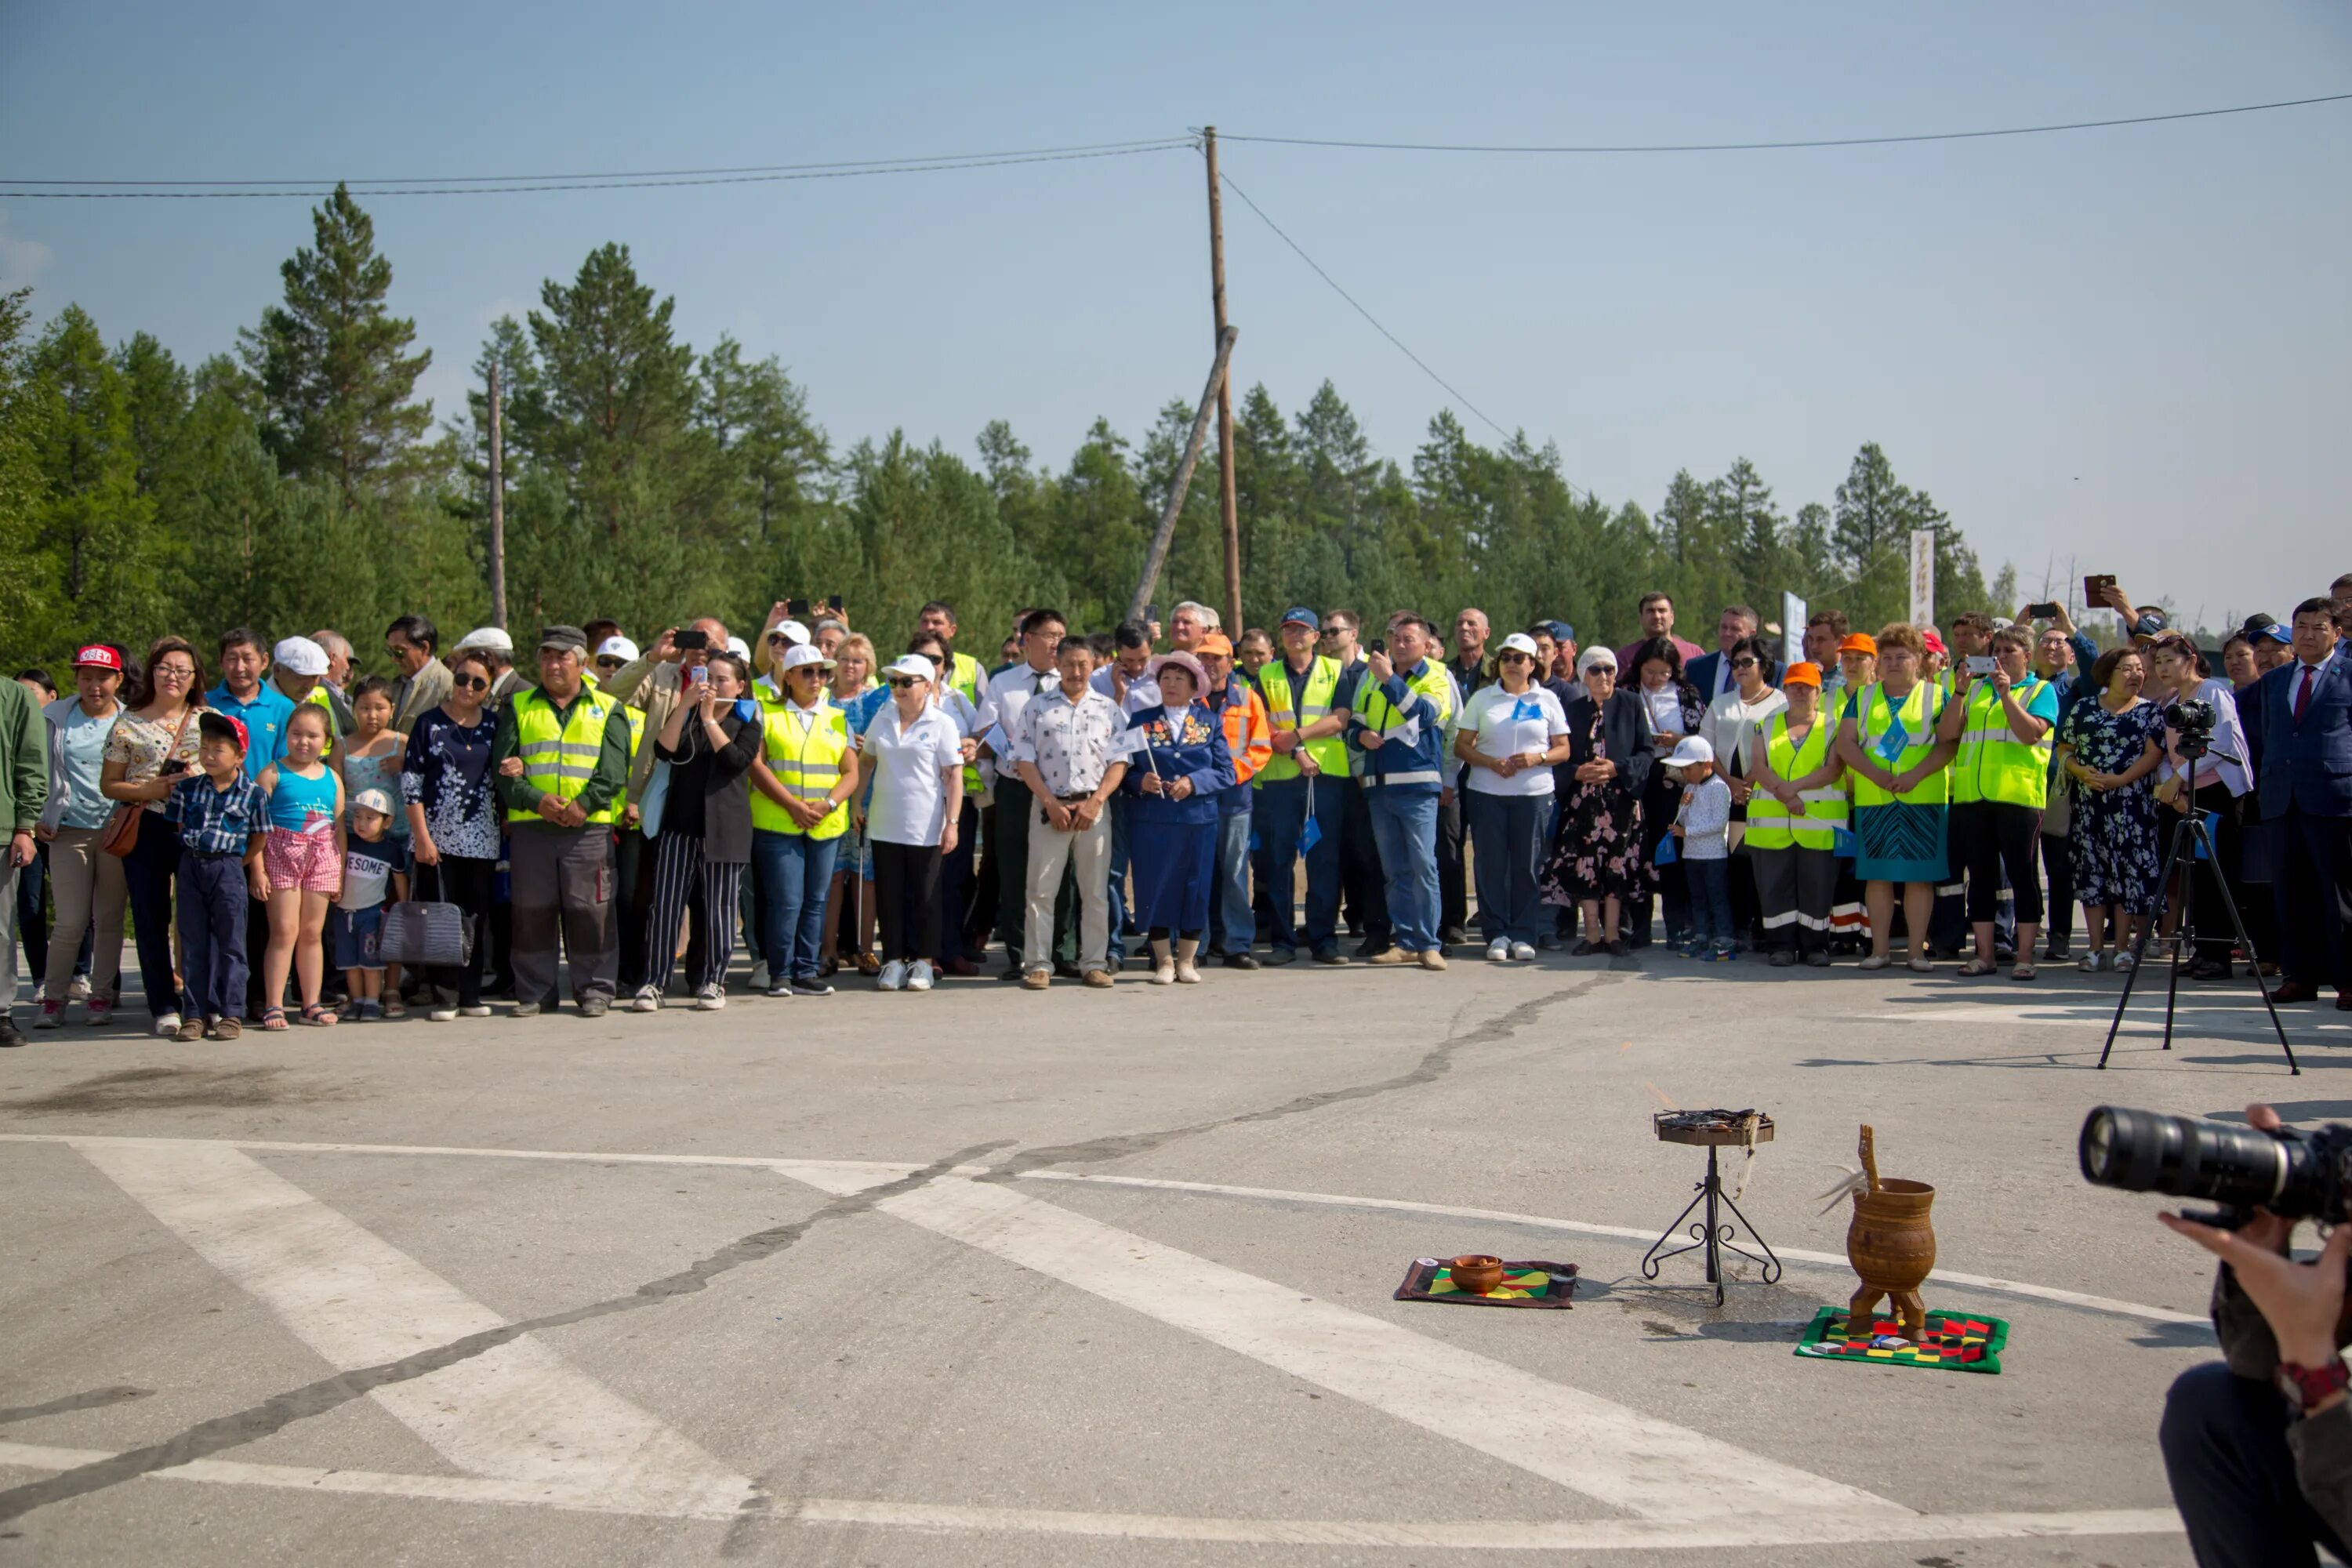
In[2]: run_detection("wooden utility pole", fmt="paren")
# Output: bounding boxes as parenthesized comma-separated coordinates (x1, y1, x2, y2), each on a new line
(1203, 127, 1243, 633)
(1131, 327, 1239, 622)
(486, 361, 507, 630)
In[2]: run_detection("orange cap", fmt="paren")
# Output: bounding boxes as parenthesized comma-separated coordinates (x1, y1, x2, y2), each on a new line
(1195, 632, 1234, 658)
(1838, 633, 1878, 656)
(1781, 661, 1822, 687)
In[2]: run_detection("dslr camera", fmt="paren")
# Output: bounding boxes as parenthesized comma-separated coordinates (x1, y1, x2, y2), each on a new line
(2164, 697, 2217, 756)
(2080, 1105, 2352, 1228)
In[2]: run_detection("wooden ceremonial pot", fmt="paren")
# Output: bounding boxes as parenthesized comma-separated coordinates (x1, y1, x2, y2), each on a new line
(1846, 1178, 1937, 1341)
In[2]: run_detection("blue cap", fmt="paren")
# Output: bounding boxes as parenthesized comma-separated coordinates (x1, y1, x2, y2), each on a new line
(1544, 619, 1575, 643)
(1280, 605, 1319, 629)
(2256, 622, 2291, 644)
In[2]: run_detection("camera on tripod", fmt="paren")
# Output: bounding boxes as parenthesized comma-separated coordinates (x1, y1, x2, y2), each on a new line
(2080, 1105, 2352, 1226)
(2165, 697, 2218, 757)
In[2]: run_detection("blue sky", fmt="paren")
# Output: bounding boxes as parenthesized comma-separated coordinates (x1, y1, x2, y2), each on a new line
(3, 2, 2346, 626)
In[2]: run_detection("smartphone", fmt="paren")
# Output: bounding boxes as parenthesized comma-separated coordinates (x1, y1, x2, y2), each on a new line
(2027, 602, 2061, 620)
(786, 597, 810, 618)
(1367, 637, 1387, 655)
(826, 594, 844, 613)
(686, 664, 708, 686)
(2084, 574, 2117, 605)
(1144, 603, 1160, 625)
(1965, 655, 1997, 677)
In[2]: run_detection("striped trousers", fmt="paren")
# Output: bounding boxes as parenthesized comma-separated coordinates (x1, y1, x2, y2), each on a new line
(642, 832, 743, 993)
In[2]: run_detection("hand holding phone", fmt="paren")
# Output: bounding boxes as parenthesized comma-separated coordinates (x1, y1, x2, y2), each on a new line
(2027, 602, 2061, 620)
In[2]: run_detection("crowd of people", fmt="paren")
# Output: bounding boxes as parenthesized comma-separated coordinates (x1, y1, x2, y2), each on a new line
(2, 573, 2349, 1044)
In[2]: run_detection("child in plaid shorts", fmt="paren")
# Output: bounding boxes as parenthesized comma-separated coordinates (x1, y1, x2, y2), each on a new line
(257, 704, 345, 1028)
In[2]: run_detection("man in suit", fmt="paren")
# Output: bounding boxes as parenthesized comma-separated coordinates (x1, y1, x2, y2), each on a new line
(1686, 604, 1784, 702)
(2259, 597, 2352, 1008)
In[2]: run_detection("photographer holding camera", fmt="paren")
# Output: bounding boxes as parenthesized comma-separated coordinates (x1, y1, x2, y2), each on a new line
(2153, 1103, 2352, 1567)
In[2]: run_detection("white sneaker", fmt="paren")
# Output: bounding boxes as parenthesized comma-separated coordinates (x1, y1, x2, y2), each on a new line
(154, 1012, 182, 1038)
(750, 962, 771, 990)
(631, 985, 662, 1013)
(878, 960, 909, 992)
(1486, 939, 1511, 963)
(2113, 952, 2135, 973)
(430, 1004, 459, 1022)
(1510, 942, 1537, 962)
(459, 1004, 492, 1018)
(68, 974, 91, 1004)
(694, 983, 726, 1011)
(905, 960, 934, 992)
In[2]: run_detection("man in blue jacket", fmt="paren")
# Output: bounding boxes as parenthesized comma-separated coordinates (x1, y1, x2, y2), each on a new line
(1348, 614, 1457, 971)
(2257, 597, 2352, 1008)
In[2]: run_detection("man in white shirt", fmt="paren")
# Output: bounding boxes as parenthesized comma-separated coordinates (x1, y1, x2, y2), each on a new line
(1011, 639, 1129, 989)
(978, 609, 1072, 976)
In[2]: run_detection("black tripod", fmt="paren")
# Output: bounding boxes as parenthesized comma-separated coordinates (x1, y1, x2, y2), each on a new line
(2095, 794, 2298, 1074)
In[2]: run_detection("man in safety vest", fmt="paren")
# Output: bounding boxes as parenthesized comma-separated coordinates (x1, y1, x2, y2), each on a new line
(1347, 613, 1458, 969)
(492, 626, 633, 1018)
(1744, 662, 1848, 967)
(1253, 606, 1353, 964)
(1936, 622, 2058, 978)
(1196, 633, 1272, 968)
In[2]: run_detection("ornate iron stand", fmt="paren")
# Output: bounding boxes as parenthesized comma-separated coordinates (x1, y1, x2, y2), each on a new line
(1639, 1112, 1781, 1306)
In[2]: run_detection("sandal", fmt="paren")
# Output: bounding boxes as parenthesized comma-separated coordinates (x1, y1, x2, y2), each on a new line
(1956, 959, 1997, 977)
(261, 1007, 289, 1032)
(2011, 962, 2038, 982)
(299, 1003, 339, 1027)
(382, 994, 406, 1018)
(855, 953, 881, 978)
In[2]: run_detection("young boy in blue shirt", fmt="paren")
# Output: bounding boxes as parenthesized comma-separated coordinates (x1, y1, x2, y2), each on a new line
(163, 712, 269, 1040)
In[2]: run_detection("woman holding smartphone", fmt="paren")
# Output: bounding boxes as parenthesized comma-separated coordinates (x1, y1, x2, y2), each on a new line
(98, 636, 208, 1037)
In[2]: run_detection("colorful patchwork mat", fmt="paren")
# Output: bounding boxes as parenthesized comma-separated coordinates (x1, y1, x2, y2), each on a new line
(1794, 1306, 2007, 1373)
(1394, 1258, 1578, 1308)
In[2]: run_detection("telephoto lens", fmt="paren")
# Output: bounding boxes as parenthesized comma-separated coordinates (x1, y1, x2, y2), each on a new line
(2078, 1105, 2350, 1225)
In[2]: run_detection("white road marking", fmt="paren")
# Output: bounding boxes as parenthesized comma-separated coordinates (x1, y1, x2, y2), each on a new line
(1018, 1171, 2213, 1327)
(0, 1132, 2205, 1323)
(0, 1440, 2182, 1550)
(74, 1140, 753, 1515)
(1851, 1004, 2347, 1035)
(779, 1167, 1908, 1523)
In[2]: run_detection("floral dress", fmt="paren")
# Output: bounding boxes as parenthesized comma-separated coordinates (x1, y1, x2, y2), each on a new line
(2061, 696, 2162, 913)
(1541, 707, 1647, 904)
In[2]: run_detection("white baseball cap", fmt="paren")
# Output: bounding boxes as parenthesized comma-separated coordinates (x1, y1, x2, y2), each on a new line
(726, 636, 751, 660)
(452, 626, 514, 655)
(1496, 633, 1541, 659)
(351, 788, 396, 817)
(767, 619, 811, 647)
(594, 635, 640, 663)
(779, 643, 835, 673)
(1661, 736, 1716, 769)
(882, 655, 936, 683)
(272, 636, 329, 677)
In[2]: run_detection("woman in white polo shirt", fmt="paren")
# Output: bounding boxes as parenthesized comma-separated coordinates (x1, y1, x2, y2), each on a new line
(858, 655, 966, 993)
(1453, 633, 1573, 961)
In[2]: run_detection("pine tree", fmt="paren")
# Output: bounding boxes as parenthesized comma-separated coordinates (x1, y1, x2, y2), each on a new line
(239, 183, 433, 503)
(0, 286, 48, 663)
(26, 306, 169, 652)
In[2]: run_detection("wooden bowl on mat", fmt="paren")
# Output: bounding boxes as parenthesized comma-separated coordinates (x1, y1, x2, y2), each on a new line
(1449, 1255, 1504, 1294)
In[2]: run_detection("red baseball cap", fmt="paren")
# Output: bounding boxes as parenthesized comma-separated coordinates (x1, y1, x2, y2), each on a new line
(197, 711, 249, 752)
(71, 644, 124, 671)
(1920, 630, 1949, 655)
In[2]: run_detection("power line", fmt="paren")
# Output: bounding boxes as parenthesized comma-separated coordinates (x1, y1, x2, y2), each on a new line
(1218, 91, 2352, 155)
(1216, 170, 1595, 501)
(0, 140, 1195, 199)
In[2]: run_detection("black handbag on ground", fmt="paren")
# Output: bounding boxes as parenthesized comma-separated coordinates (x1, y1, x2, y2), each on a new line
(379, 862, 474, 967)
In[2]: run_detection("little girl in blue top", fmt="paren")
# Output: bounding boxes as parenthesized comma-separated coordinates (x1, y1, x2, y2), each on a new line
(258, 703, 346, 1027)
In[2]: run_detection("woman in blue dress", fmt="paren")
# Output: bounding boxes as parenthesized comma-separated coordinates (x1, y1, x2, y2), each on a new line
(1121, 652, 1236, 985)
(2056, 646, 2165, 971)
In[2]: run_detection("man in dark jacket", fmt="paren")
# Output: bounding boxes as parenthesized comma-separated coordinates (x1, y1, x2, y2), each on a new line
(2257, 597, 2352, 1008)
(2158, 1102, 2352, 1567)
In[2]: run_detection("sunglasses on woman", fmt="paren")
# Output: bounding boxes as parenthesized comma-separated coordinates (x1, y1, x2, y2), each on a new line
(886, 676, 925, 690)
(1731, 656, 1759, 670)
(452, 675, 490, 691)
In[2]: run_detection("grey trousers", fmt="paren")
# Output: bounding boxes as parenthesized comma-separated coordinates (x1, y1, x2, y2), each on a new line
(509, 826, 617, 1007)
(0, 860, 18, 1025)
(1025, 808, 1112, 973)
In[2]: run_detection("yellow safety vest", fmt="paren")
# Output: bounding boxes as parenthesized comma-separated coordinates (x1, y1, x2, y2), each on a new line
(1950, 676, 2053, 809)
(1849, 681, 1948, 809)
(1253, 656, 1348, 784)
(752, 699, 851, 839)
(946, 652, 984, 795)
(1745, 712, 1847, 851)
(507, 687, 623, 826)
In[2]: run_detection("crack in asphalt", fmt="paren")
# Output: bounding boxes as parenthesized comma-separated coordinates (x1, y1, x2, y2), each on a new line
(979, 972, 1627, 1184)
(0, 1138, 1011, 1526)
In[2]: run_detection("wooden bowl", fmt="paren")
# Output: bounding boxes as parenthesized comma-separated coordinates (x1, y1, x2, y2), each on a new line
(1449, 1254, 1505, 1294)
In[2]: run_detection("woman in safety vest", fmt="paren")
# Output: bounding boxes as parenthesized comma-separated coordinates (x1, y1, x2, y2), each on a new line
(1834, 623, 1958, 971)
(747, 644, 860, 999)
(1744, 662, 1845, 968)
(1934, 622, 2060, 980)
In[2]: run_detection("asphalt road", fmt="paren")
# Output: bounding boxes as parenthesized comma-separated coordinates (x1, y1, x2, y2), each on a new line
(5, 949, 2345, 1566)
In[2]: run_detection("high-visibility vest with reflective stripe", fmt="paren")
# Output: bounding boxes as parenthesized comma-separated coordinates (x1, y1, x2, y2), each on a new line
(752, 699, 851, 838)
(1253, 656, 1348, 783)
(1745, 712, 1847, 851)
(1950, 675, 2053, 809)
(506, 687, 623, 826)
(948, 652, 984, 794)
(1849, 681, 1948, 808)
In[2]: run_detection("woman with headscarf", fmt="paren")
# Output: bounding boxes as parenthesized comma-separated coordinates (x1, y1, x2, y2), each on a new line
(1120, 651, 1235, 984)
(1538, 648, 1654, 955)
(1834, 622, 1958, 971)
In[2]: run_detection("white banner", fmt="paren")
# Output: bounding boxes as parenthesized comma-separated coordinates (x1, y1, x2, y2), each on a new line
(1908, 530, 1936, 627)
(1780, 592, 1807, 664)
